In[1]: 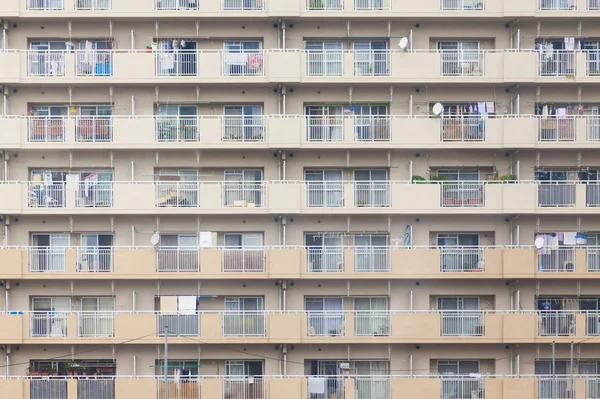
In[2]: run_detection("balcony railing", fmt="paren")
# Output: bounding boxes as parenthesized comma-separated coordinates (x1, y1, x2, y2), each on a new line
(221, 51, 265, 76)
(155, 182, 199, 208)
(588, 248, 600, 271)
(75, 116, 113, 142)
(222, 248, 266, 272)
(587, 184, 600, 206)
(155, 0, 199, 10)
(590, 0, 600, 9)
(354, 116, 391, 141)
(75, 0, 112, 10)
(307, 312, 345, 336)
(223, 312, 266, 336)
(538, 248, 576, 272)
(222, 0, 265, 10)
(77, 380, 115, 399)
(538, 50, 576, 76)
(354, 0, 390, 10)
(355, 181, 390, 207)
(306, 51, 344, 76)
(31, 379, 68, 399)
(29, 247, 67, 272)
(308, 377, 345, 399)
(307, 247, 344, 272)
(306, 116, 344, 141)
(355, 312, 390, 336)
(27, 51, 65, 76)
(539, 0, 576, 9)
(440, 247, 485, 272)
(441, 378, 485, 399)
(538, 117, 576, 141)
(441, 0, 485, 9)
(441, 311, 485, 336)
(222, 116, 265, 142)
(538, 377, 574, 399)
(157, 379, 200, 399)
(155, 116, 200, 142)
(30, 312, 68, 337)
(587, 312, 600, 335)
(224, 378, 265, 399)
(75, 50, 113, 76)
(537, 183, 576, 207)
(222, 182, 265, 207)
(77, 312, 114, 337)
(307, 0, 344, 9)
(441, 118, 486, 141)
(157, 313, 200, 336)
(155, 51, 198, 76)
(354, 50, 391, 76)
(354, 247, 390, 272)
(77, 247, 114, 272)
(77, 181, 114, 208)
(27, 0, 64, 10)
(307, 181, 344, 207)
(538, 311, 576, 336)
(28, 182, 67, 208)
(28, 117, 66, 142)
(156, 248, 200, 272)
(440, 50, 484, 76)
(356, 377, 390, 399)
(440, 182, 485, 207)
(587, 117, 600, 141)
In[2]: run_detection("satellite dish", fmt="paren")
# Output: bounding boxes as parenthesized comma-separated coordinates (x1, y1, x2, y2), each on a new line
(534, 236, 545, 250)
(432, 103, 444, 117)
(150, 233, 160, 246)
(398, 37, 409, 50)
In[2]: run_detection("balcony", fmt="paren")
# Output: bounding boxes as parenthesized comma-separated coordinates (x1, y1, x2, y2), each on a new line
(440, 50, 485, 76)
(222, 0, 265, 10)
(76, 247, 113, 272)
(537, 248, 576, 272)
(441, 0, 485, 9)
(157, 313, 200, 336)
(27, 0, 64, 9)
(30, 312, 68, 337)
(155, 182, 199, 208)
(155, 0, 199, 10)
(28, 117, 65, 142)
(354, 247, 391, 272)
(539, 0, 576, 9)
(77, 312, 114, 337)
(355, 311, 391, 336)
(307, 312, 345, 336)
(440, 311, 485, 336)
(354, 0, 391, 10)
(156, 247, 200, 272)
(223, 312, 266, 336)
(440, 247, 485, 272)
(538, 311, 576, 336)
(537, 183, 576, 207)
(222, 248, 266, 272)
(441, 379, 484, 399)
(75, 116, 113, 142)
(307, 247, 344, 272)
(441, 118, 486, 142)
(29, 247, 67, 272)
(440, 181, 485, 207)
(75, 0, 111, 9)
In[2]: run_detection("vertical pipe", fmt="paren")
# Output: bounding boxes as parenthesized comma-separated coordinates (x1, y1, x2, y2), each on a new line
(4, 223, 8, 247)
(282, 22, 286, 50)
(283, 353, 287, 375)
(282, 225, 286, 246)
(282, 282, 287, 310)
(3, 94, 7, 117)
(570, 341, 574, 399)
(552, 341, 556, 399)
(4, 160, 8, 182)
(5, 355, 8, 377)
(133, 355, 137, 378)
(164, 327, 169, 399)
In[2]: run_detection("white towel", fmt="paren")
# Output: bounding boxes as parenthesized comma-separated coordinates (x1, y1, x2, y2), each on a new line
(308, 378, 326, 394)
(563, 232, 577, 245)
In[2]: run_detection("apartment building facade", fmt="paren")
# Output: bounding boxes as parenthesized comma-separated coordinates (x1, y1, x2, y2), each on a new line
(1, 1, 600, 399)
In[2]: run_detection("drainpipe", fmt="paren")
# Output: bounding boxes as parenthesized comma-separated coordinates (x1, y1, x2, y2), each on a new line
(281, 152, 287, 180)
(277, 19, 282, 49)
(282, 280, 287, 311)
(282, 344, 288, 376)
(282, 21, 286, 50)
(281, 86, 287, 115)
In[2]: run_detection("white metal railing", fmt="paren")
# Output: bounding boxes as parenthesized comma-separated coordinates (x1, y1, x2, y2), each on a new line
(77, 181, 114, 208)
(587, 184, 600, 207)
(222, 248, 266, 272)
(590, 0, 600, 9)
(76, 116, 113, 142)
(354, 0, 390, 9)
(308, 377, 345, 399)
(441, 378, 485, 399)
(538, 51, 576, 76)
(156, 248, 200, 272)
(75, 51, 113, 76)
(77, 247, 113, 272)
(587, 379, 600, 399)
(307, 313, 345, 336)
(306, 51, 344, 76)
(222, 182, 265, 207)
(222, 116, 265, 142)
(440, 51, 484, 76)
(355, 182, 390, 207)
(441, 118, 485, 141)
(156, 182, 199, 208)
(538, 312, 576, 336)
(355, 312, 390, 336)
(537, 248, 576, 272)
(538, 377, 574, 399)
(307, 0, 343, 9)
(31, 379, 68, 399)
(587, 313, 600, 336)
(587, 117, 600, 141)
(155, 51, 198, 76)
(356, 377, 389, 399)
(441, 312, 485, 336)
(537, 183, 576, 207)
(30, 312, 68, 337)
(354, 116, 391, 141)
(538, 117, 576, 141)
(155, 0, 200, 10)
(441, 0, 484, 9)
(440, 182, 485, 207)
(307, 116, 344, 141)
(588, 248, 600, 271)
(28, 117, 66, 142)
(155, 116, 199, 142)
(77, 312, 114, 337)
(29, 247, 67, 272)
(222, 0, 265, 10)
(75, 0, 112, 10)
(307, 181, 344, 207)
(539, 0, 576, 9)
(157, 313, 200, 336)
(27, 0, 64, 10)
(222, 51, 265, 76)
(308, 247, 344, 272)
(440, 247, 484, 272)
(354, 247, 390, 272)
(28, 182, 66, 208)
(224, 378, 265, 399)
(223, 312, 266, 336)
(586, 51, 600, 76)
(77, 380, 114, 399)
(354, 50, 390, 76)
(28, 51, 65, 76)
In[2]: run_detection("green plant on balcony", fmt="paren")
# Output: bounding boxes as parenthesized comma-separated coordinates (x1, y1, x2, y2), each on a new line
(310, 0, 325, 8)
(412, 175, 427, 184)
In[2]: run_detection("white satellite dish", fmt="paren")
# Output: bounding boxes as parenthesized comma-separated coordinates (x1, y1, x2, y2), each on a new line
(432, 103, 444, 117)
(150, 233, 160, 246)
(534, 236, 545, 250)
(398, 37, 409, 50)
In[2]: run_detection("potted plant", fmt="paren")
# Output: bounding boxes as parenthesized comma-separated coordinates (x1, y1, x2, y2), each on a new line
(499, 174, 517, 183)
(66, 363, 78, 376)
(357, 200, 366, 207)
(41, 367, 50, 377)
(412, 175, 427, 184)
(49, 368, 58, 376)
(27, 367, 41, 377)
